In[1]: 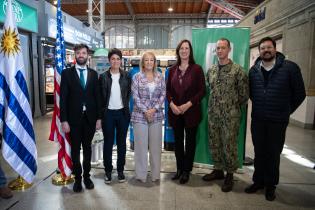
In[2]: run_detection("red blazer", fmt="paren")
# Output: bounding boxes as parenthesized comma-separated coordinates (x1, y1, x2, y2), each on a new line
(166, 64, 206, 128)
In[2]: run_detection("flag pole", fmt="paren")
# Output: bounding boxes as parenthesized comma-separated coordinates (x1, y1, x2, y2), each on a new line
(1, 0, 37, 189)
(8, 176, 32, 191)
(51, 171, 74, 185)
(49, 0, 74, 185)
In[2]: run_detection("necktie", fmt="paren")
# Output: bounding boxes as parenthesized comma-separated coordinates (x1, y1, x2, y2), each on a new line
(78, 68, 85, 89)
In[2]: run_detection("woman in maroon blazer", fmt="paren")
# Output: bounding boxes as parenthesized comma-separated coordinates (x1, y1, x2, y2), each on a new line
(166, 39, 206, 184)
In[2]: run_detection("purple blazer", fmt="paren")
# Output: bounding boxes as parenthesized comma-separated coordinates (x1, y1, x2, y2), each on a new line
(166, 64, 206, 128)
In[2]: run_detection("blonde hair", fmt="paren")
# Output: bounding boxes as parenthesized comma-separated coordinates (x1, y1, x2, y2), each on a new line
(140, 52, 157, 73)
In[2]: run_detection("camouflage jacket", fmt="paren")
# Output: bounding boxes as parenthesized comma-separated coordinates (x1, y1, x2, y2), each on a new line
(206, 60, 249, 118)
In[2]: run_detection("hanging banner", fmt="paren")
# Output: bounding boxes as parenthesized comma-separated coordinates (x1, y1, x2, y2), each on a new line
(192, 27, 250, 167)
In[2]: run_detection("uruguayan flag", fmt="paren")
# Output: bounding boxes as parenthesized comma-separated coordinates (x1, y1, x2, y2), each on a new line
(0, 0, 37, 183)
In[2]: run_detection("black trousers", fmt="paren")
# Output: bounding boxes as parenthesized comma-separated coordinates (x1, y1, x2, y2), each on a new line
(173, 116, 197, 172)
(102, 109, 129, 173)
(251, 120, 288, 187)
(70, 113, 95, 181)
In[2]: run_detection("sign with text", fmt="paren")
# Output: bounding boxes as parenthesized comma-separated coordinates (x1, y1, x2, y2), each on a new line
(48, 17, 103, 49)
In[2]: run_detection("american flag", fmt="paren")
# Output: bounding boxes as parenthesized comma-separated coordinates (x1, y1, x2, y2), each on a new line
(48, 0, 72, 178)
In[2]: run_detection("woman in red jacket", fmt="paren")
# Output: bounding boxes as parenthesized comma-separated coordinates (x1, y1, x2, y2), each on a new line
(166, 39, 205, 184)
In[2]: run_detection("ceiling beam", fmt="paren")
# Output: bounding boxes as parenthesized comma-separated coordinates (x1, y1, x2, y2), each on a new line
(134, 13, 207, 19)
(230, 2, 256, 9)
(205, 4, 213, 26)
(59, 0, 86, 3)
(123, 0, 136, 21)
(74, 13, 207, 20)
(205, 0, 244, 19)
(59, 0, 201, 4)
(106, 0, 199, 2)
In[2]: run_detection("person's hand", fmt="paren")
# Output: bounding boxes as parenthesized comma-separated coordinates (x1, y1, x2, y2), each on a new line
(178, 101, 192, 114)
(147, 108, 156, 117)
(61, 122, 70, 133)
(170, 102, 181, 115)
(145, 109, 156, 122)
(96, 119, 102, 130)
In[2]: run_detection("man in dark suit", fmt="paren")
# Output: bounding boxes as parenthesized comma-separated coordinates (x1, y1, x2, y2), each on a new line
(60, 44, 102, 193)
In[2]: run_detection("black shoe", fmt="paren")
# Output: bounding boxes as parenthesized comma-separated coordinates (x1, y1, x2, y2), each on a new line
(172, 170, 183, 180)
(265, 187, 276, 201)
(118, 172, 126, 183)
(104, 172, 112, 184)
(84, 178, 94, 190)
(179, 172, 190, 184)
(202, 170, 224, 182)
(73, 181, 82, 193)
(221, 173, 234, 192)
(244, 183, 264, 193)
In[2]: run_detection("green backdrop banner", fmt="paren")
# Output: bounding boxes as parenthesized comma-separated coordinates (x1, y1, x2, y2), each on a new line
(192, 28, 250, 167)
(0, 0, 38, 33)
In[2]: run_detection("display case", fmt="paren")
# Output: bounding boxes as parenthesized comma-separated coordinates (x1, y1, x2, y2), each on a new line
(43, 44, 55, 107)
(45, 66, 54, 93)
(42, 43, 75, 109)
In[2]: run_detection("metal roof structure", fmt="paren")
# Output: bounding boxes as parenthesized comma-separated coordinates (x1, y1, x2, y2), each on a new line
(47, 0, 264, 23)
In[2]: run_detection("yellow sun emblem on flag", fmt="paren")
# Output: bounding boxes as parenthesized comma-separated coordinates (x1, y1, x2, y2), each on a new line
(0, 27, 20, 57)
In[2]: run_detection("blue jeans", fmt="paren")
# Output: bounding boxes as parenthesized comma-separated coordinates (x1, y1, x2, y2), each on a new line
(102, 109, 129, 173)
(0, 164, 7, 188)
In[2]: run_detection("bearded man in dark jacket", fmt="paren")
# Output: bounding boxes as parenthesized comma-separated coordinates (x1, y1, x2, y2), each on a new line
(245, 37, 306, 201)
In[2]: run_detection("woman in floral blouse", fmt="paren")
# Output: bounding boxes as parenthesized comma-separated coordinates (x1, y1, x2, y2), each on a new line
(131, 52, 166, 183)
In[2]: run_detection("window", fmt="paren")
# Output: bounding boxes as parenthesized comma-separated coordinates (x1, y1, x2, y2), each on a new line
(105, 26, 135, 48)
(171, 26, 193, 48)
(137, 26, 168, 49)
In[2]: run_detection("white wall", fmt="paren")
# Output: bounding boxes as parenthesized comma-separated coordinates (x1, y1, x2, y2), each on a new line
(291, 96, 315, 128)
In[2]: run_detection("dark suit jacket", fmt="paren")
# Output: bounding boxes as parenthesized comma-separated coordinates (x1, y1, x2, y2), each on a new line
(166, 64, 206, 128)
(60, 66, 101, 126)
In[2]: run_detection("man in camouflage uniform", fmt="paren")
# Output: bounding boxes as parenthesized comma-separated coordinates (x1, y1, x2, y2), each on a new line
(202, 38, 249, 192)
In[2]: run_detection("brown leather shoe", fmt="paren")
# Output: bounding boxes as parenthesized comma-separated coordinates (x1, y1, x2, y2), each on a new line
(202, 170, 224, 181)
(0, 186, 13, 199)
(221, 173, 234, 192)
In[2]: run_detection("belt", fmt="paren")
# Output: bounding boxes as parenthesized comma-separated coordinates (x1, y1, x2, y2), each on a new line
(108, 108, 124, 112)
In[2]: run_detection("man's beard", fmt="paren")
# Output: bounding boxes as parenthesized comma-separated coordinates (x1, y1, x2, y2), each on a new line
(76, 57, 88, 65)
(261, 52, 275, 62)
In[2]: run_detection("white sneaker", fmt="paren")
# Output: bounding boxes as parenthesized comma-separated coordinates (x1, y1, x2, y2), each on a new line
(104, 172, 112, 184)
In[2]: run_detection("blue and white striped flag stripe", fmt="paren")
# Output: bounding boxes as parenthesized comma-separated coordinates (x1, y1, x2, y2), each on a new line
(0, 0, 37, 183)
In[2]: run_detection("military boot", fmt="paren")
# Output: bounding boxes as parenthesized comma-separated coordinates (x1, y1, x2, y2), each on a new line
(221, 173, 234, 192)
(202, 169, 224, 181)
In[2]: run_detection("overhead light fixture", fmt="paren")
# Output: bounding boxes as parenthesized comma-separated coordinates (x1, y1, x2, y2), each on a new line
(53, 0, 57, 5)
(86, 10, 89, 13)
(168, 0, 173, 12)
